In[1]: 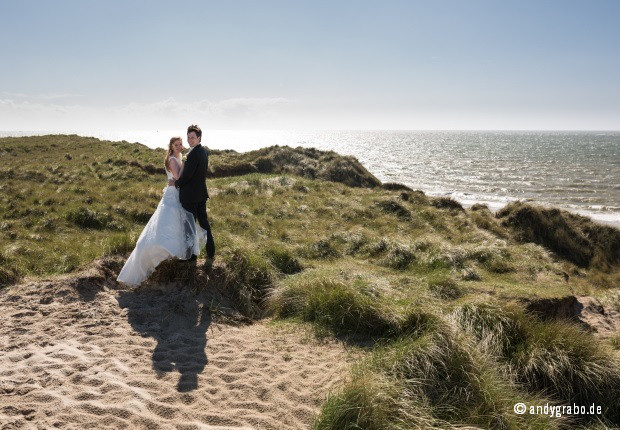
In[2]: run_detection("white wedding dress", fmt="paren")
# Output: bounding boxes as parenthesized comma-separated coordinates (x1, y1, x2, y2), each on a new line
(117, 156, 208, 287)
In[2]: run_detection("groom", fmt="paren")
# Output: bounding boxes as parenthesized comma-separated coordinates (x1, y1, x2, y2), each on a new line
(169, 124, 215, 262)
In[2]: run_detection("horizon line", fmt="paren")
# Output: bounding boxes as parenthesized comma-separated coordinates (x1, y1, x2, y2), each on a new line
(1, 128, 620, 133)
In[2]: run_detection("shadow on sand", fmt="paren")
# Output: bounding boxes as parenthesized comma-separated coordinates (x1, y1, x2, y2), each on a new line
(117, 271, 213, 392)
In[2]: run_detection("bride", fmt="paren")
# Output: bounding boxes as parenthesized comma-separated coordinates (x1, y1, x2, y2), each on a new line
(117, 136, 207, 287)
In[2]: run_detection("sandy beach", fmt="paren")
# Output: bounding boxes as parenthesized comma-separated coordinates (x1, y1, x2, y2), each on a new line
(0, 260, 352, 429)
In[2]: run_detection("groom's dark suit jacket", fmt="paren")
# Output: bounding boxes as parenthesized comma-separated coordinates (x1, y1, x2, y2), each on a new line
(175, 144, 209, 204)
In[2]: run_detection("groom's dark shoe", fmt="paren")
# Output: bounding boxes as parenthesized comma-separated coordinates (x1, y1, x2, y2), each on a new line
(182, 255, 197, 262)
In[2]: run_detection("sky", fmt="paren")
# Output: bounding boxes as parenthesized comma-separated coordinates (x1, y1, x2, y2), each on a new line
(1, 0, 619, 131)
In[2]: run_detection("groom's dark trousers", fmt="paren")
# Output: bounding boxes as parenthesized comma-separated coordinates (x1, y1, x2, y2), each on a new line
(175, 143, 215, 258)
(182, 200, 215, 258)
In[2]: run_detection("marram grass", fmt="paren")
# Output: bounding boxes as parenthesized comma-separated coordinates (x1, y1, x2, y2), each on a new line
(315, 323, 563, 430)
(452, 302, 620, 424)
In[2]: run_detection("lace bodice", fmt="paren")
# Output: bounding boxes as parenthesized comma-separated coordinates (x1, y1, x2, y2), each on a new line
(166, 155, 183, 181)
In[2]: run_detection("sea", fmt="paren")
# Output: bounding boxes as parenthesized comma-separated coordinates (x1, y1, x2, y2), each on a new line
(2, 130, 619, 228)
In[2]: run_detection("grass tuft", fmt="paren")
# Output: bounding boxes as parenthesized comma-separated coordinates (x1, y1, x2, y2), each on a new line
(497, 202, 620, 270)
(381, 244, 415, 270)
(264, 246, 303, 275)
(102, 232, 137, 256)
(428, 278, 464, 300)
(270, 277, 440, 340)
(399, 190, 430, 206)
(430, 197, 464, 211)
(0, 265, 22, 288)
(317, 326, 561, 429)
(381, 182, 413, 191)
(313, 372, 405, 430)
(452, 302, 529, 357)
(511, 320, 620, 421)
(269, 278, 400, 338)
(308, 238, 342, 259)
(220, 248, 276, 319)
(66, 207, 114, 230)
(374, 200, 411, 220)
(453, 301, 620, 424)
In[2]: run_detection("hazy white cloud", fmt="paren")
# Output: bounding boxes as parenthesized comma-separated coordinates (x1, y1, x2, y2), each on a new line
(118, 97, 289, 119)
(0, 99, 98, 130)
(0, 91, 84, 100)
(1, 96, 617, 131)
(0, 97, 292, 131)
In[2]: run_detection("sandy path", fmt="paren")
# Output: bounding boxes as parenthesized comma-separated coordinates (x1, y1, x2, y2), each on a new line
(0, 262, 352, 429)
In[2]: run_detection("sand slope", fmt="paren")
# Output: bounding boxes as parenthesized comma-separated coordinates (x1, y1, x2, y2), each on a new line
(0, 261, 352, 429)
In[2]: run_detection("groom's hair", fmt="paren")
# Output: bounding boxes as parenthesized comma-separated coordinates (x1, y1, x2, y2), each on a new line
(187, 124, 202, 142)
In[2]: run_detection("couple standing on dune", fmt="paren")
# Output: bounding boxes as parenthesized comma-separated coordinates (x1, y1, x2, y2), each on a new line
(117, 124, 215, 286)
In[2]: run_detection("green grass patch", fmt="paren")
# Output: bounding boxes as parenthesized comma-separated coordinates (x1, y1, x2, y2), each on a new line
(263, 245, 303, 275)
(220, 247, 276, 318)
(498, 202, 620, 271)
(316, 326, 561, 429)
(453, 301, 620, 425)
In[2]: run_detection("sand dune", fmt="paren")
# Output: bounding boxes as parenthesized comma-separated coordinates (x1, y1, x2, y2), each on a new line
(0, 261, 352, 429)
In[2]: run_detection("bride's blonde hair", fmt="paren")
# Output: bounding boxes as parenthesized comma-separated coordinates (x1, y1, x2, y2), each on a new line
(164, 136, 182, 171)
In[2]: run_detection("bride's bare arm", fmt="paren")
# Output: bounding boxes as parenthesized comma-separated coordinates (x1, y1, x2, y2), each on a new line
(169, 158, 182, 180)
